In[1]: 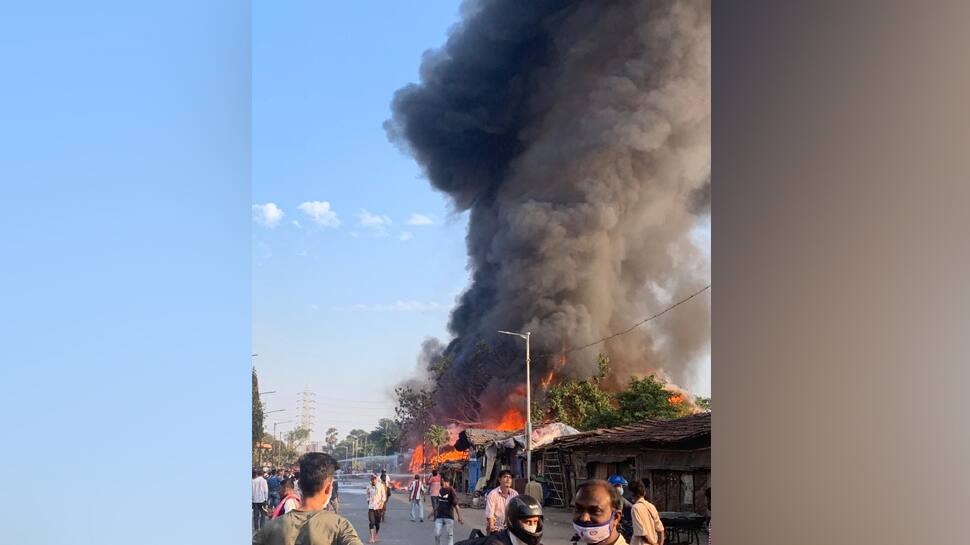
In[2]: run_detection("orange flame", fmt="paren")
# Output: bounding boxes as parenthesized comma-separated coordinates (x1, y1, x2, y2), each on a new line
(389, 479, 405, 489)
(408, 444, 425, 473)
(494, 407, 526, 431)
(409, 443, 470, 472)
(668, 394, 686, 405)
(539, 369, 555, 389)
(540, 348, 566, 390)
(432, 449, 470, 465)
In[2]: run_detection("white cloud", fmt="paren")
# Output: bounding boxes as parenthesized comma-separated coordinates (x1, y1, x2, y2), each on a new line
(297, 201, 341, 227)
(331, 300, 447, 313)
(310, 304, 320, 311)
(297, 249, 309, 257)
(253, 203, 285, 228)
(357, 209, 392, 236)
(399, 232, 413, 241)
(407, 213, 434, 226)
(691, 216, 711, 255)
(291, 220, 302, 228)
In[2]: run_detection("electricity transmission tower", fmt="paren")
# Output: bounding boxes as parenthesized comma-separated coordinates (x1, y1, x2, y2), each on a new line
(297, 387, 316, 453)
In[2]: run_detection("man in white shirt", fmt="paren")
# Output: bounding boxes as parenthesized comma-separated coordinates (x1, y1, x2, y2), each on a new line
(252, 468, 269, 531)
(629, 481, 664, 545)
(485, 470, 519, 533)
(366, 474, 388, 543)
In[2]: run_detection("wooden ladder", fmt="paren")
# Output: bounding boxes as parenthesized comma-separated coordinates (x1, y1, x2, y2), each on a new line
(541, 449, 569, 507)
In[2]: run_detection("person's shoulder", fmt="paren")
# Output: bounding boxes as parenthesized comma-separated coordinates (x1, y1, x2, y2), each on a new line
(255, 516, 285, 540)
(509, 488, 519, 496)
(479, 531, 510, 545)
(320, 511, 366, 543)
(306, 510, 350, 529)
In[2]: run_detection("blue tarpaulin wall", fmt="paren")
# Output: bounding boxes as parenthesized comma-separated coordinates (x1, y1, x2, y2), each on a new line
(468, 455, 480, 492)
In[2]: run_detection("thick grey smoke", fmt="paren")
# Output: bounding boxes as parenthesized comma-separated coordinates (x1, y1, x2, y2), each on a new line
(387, 0, 710, 423)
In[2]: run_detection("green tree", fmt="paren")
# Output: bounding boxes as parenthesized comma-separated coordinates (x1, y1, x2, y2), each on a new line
(545, 354, 620, 430)
(252, 367, 265, 462)
(287, 427, 311, 452)
(695, 397, 711, 411)
(427, 352, 453, 381)
(543, 354, 697, 430)
(546, 380, 620, 430)
(325, 427, 339, 453)
(394, 385, 434, 440)
(375, 418, 401, 455)
(615, 375, 683, 421)
(425, 424, 449, 467)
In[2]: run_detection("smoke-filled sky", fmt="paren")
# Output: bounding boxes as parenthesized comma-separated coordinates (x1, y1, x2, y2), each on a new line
(388, 0, 710, 422)
(253, 0, 710, 440)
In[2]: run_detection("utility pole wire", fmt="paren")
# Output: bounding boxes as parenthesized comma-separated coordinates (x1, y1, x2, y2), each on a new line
(534, 284, 711, 358)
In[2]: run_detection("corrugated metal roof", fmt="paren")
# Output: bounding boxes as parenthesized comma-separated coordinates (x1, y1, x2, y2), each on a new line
(536, 412, 710, 451)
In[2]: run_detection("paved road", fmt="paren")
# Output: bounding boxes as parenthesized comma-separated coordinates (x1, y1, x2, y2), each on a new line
(335, 482, 581, 544)
(338, 483, 481, 545)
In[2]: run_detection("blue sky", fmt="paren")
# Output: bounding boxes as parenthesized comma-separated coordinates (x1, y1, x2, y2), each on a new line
(252, 0, 469, 438)
(0, 1, 251, 541)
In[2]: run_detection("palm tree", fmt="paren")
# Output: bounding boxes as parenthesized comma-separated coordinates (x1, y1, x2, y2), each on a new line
(425, 424, 449, 468)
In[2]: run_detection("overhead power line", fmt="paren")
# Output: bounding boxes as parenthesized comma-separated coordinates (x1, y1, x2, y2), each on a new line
(536, 283, 711, 358)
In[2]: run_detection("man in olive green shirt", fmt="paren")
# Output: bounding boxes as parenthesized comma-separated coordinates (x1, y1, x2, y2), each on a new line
(254, 452, 364, 545)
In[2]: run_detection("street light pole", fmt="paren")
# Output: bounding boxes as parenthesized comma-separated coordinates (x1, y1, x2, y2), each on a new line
(273, 420, 292, 467)
(351, 438, 358, 471)
(498, 330, 533, 481)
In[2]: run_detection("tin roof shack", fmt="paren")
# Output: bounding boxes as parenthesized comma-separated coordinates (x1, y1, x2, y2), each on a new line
(454, 428, 521, 493)
(535, 413, 710, 512)
(454, 423, 581, 495)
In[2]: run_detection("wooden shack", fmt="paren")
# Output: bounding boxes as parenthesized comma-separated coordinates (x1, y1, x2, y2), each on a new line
(453, 428, 522, 493)
(534, 413, 711, 511)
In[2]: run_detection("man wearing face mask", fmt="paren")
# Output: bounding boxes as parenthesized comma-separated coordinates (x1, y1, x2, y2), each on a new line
(572, 480, 628, 545)
(253, 452, 364, 545)
(457, 495, 544, 545)
(607, 476, 634, 542)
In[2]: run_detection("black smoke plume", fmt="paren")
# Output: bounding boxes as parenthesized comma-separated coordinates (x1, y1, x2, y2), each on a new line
(387, 0, 710, 425)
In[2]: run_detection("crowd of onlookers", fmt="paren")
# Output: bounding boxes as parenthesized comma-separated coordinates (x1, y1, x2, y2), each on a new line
(252, 466, 342, 532)
(252, 454, 710, 545)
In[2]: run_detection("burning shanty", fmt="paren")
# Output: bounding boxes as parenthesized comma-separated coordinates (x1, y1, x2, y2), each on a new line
(445, 422, 581, 494)
(534, 413, 710, 510)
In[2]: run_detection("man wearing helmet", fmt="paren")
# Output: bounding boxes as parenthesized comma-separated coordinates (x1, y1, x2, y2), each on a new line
(460, 495, 544, 545)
